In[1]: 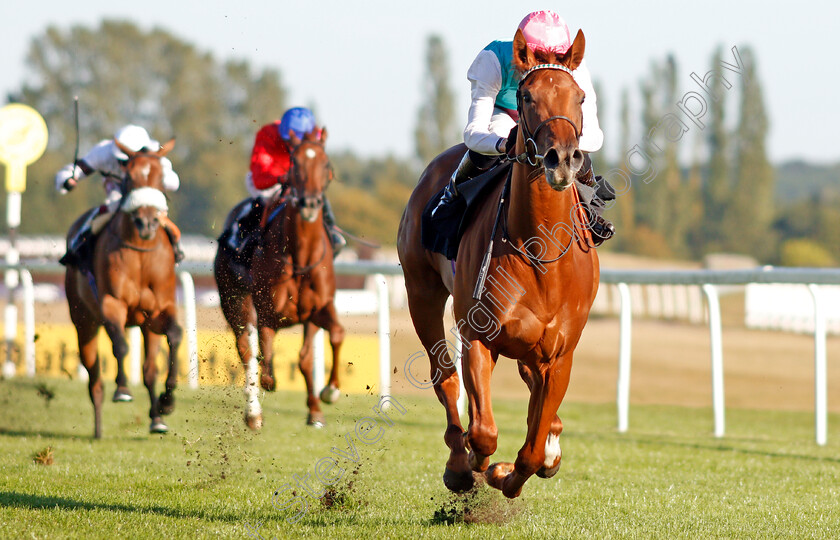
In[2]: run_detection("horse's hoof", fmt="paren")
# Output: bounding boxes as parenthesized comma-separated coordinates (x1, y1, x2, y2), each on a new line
(443, 467, 475, 493)
(150, 418, 168, 433)
(536, 462, 561, 479)
(260, 374, 276, 392)
(306, 413, 325, 428)
(245, 414, 263, 431)
(485, 462, 515, 492)
(319, 384, 341, 404)
(468, 450, 490, 473)
(112, 388, 133, 402)
(157, 392, 175, 416)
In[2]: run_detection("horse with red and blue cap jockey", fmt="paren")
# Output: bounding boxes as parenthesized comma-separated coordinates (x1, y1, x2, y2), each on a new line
(226, 107, 346, 261)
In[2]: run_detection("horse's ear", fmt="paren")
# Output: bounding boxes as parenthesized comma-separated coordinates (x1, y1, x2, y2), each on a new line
(319, 127, 328, 145)
(158, 138, 175, 156)
(114, 139, 135, 160)
(288, 130, 301, 147)
(561, 30, 585, 71)
(512, 29, 537, 73)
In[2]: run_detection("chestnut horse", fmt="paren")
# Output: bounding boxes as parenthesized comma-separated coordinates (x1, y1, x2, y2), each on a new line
(65, 139, 182, 439)
(397, 30, 599, 498)
(214, 127, 344, 429)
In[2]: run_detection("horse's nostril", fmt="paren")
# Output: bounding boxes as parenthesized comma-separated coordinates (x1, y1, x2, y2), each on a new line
(570, 149, 584, 170)
(543, 148, 560, 170)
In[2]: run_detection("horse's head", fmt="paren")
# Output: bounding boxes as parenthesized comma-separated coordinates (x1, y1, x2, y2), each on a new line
(512, 28, 586, 191)
(114, 138, 175, 240)
(286, 128, 332, 223)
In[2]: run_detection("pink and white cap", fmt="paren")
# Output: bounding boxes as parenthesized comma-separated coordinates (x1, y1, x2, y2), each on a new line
(517, 10, 572, 55)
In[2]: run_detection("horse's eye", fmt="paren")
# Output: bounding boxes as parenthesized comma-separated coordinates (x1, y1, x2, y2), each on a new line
(580, 96, 586, 105)
(523, 93, 532, 104)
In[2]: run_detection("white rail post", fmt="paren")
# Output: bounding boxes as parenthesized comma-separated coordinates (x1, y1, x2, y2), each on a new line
(20, 269, 35, 377)
(616, 282, 632, 433)
(313, 328, 325, 396)
(129, 326, 142, 386)
(808, 284, 827, 446)
(375, 274, 391, 403)
(702, 284, 725, 438)
(178, 271, 199, 389)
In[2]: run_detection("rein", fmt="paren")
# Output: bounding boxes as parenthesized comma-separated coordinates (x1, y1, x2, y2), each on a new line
(495, 63, 591, 267)
(273, 140, 331, 276)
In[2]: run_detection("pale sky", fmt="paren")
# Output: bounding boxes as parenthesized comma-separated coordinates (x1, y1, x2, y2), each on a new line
(1, 0, 838, 165)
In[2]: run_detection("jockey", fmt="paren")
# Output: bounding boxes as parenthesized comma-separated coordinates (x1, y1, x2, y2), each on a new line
(55, 124, 184, 265)
(229, 106, 346, 257)
(433, 10, 615, 244)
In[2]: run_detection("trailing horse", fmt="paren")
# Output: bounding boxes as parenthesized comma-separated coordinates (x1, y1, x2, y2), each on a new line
(65, 139, 182, 439)
(398, 29, 599, 498)
(214, 127, 345, 429)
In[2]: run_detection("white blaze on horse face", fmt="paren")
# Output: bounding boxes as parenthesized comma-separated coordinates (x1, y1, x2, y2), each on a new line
(139, 163, 151, 182)
(544, 433, 562, 468)
(305, 148, 317, 159)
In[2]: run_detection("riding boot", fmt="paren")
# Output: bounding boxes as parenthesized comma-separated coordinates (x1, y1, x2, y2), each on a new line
(575, 156, 616, 246)
(430, 151, 488, 217)
(160, 216, 185, 264)
(322, 198, 346, 256)
(60, 208, 99, 268)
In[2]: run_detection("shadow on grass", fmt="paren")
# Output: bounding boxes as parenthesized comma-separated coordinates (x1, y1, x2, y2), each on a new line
(0, 428, 87, 440)
(574, 431, 840, 463)
(0, 491, 243, 523)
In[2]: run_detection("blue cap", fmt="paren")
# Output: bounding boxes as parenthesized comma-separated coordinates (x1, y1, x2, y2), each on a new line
(278, 107, 316, 140)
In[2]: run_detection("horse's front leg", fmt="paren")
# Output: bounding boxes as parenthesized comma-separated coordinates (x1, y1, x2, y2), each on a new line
(157, 312, 182, 416)
(142, 330, 167, 433)
(258, 325, 276, 391)
(315, 303, 344, 405)
(517, 362, 564, 478)
(463, 340, 499, 474)
(101, 295, 132, 402)
(486, 352, 574, 499)
(298, 321, 324, 427)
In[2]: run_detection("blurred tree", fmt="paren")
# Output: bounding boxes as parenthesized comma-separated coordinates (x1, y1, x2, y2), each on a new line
(414, 35, 458, 166)
(721, 46, 775, 260)
(702, 46, 731, 253)
(8, 19, 286, 236)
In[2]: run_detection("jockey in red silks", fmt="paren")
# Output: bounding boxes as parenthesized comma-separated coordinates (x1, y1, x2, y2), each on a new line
(55, 124, 185, 265)
(432, 10, 615, 244)
(228, 107, 345, 257)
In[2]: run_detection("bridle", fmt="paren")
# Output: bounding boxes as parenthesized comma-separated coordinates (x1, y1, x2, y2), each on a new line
(285, 141, 331, 219)
(513, 63, 582, 167)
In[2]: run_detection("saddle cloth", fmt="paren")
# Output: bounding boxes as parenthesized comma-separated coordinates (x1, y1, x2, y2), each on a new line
(421, 162, 511, 260)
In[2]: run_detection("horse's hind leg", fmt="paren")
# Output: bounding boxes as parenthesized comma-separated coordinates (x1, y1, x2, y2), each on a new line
(142, 330, 167, 433)
(76, 322, 103, 439)
(158, 316, 182, 416)
(517, 362, 563, 478)
(486, 352, 574, 499)
(298, 321, 325, 427)
(405, 276, 471, 491)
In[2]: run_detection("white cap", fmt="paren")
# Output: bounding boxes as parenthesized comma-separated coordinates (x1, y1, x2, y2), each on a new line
(113, 124, 153, 159)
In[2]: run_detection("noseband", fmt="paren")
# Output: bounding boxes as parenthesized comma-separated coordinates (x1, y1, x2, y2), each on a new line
(514, 63, 582, 167)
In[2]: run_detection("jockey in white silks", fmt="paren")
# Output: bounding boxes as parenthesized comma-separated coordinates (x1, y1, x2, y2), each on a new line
(55, 124, 185, 265)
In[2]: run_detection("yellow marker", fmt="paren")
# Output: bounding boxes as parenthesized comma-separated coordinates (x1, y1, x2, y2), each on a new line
(0, 104, 49, 193)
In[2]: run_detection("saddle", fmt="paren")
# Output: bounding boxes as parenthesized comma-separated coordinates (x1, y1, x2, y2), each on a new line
(218, 197, 287, 267)
(421, 162, 511, 260)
